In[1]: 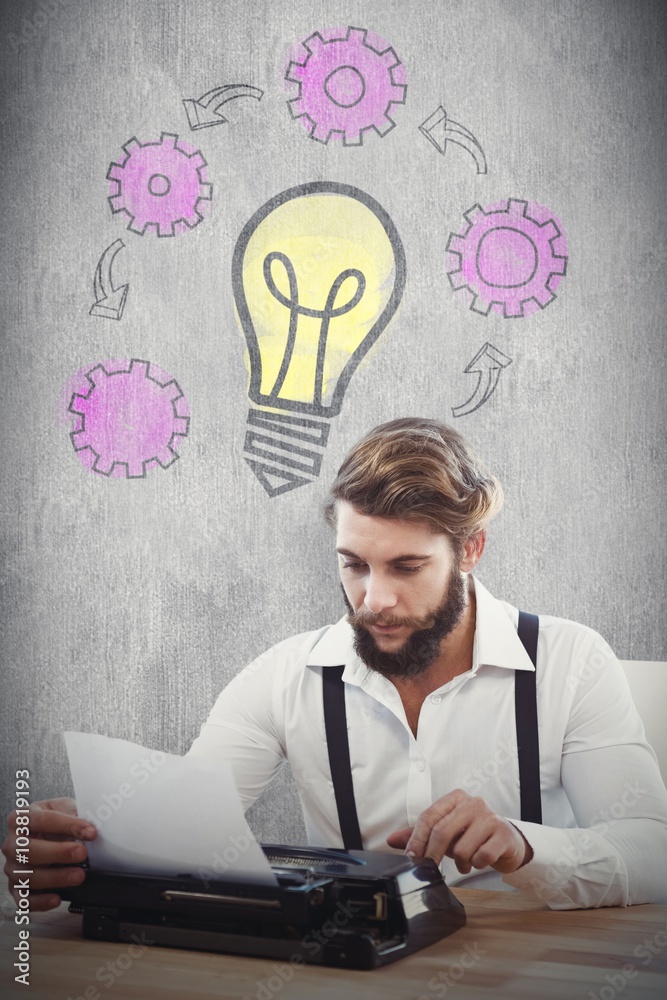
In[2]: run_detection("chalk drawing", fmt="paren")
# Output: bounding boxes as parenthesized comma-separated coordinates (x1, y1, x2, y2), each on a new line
(107, 133, 212, 237)
(183, 84, 264, 131)
(232, 181, 406, 496)
(285, 26, 407, 145)
(67, 359, 190, 479)
(446, 199, 568, 317)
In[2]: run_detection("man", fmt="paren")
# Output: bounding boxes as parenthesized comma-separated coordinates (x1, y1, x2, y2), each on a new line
(4, 417, 667, 909)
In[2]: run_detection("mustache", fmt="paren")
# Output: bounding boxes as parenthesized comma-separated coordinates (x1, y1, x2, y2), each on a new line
(346, 608, 437, 631)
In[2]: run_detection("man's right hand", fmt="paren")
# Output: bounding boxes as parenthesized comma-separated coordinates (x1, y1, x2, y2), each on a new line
(2, 798, 97, 911)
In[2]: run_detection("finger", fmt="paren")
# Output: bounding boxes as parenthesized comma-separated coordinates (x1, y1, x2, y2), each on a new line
(386, 827, 413, 850)
(476, 826, 529, 873)
(12, 865, 87, 896)
(41, 797, 80, 817)
(405, 792, 463, 857)
(22, 809, 96, 841)
(448, 817, 499, 873)
(19, 838, 89, 867)
(17, 893, 65, 913)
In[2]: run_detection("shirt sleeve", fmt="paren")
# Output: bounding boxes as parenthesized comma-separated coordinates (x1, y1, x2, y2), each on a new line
(503, 633, 667, 908)
(185, 642, 289, 812)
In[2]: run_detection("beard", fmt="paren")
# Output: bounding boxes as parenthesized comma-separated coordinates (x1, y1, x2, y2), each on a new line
(342, 566, 468, 681)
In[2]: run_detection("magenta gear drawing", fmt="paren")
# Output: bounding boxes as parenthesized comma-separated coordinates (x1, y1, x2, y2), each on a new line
(446, 199, 568, 318)
(107, 132, 212, 236)
(285, 26, 407, 145)
(68, 359, 190, 478)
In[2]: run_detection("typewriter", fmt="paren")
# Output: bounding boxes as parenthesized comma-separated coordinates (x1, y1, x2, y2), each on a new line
(61, 844, 466, 969)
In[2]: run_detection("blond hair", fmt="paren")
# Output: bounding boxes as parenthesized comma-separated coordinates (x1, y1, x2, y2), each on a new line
(324, 417, 503, 541)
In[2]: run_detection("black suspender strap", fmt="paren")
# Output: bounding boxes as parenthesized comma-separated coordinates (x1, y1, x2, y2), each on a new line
(322, 665, 364, 850)
(515, 611, 542, 824)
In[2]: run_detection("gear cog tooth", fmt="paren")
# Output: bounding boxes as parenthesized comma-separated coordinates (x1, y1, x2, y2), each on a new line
(464, 204, 485, 226)
(286, 61, 306, 83)
(68, 393, 87, 416)
(470, 295, 492, 316)
(447, 269, 467, 291)
(129, 359, 149, 377)
(503, 298, 523, 318)
(446, 234, 466, 255)
(540, 219, 560, 242)
(389, 82, 407, 103)
(87, 365, 109, 387)
(508, 199, 529, 217)
(155, 445, 177, 468)
(380, 47, 400, 68)
(122, 137, 142, 157)
(312, 123, 334, 143)
(371, 115, 396, 137)
(129, 216, 149, 235)
(534, 286, 555, 307)
(285, 24, 406, 145)
(106, 133, 212, 237)
(93, 453, 115, 476)
(70, 426, 89, 448)
(304, 32, 324, 53)
(287, 96, 307, 118)
(446, 199, 568, 318)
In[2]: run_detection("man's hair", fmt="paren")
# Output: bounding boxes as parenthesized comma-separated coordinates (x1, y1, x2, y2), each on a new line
(323, 417, 503, 541)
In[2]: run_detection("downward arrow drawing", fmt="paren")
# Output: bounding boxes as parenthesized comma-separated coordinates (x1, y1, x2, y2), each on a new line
(452, 343, 512, 418)
(419, 106, 487, 174)
(183, 84, 264, 130)
(89, 239, 129, 320)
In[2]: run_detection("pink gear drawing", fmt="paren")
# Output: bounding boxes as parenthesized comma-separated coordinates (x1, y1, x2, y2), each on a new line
(68, 359, 190, 478)
(446, 199, 568, 318)
(285, 26, 407, 145)
(107, 132, 212, 237)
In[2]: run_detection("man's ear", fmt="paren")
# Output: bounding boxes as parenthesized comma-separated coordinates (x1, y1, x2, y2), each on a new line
(460, 530, 486, 573)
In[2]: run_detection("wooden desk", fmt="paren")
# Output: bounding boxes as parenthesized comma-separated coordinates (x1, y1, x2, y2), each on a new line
(1, 889, 666, 1000)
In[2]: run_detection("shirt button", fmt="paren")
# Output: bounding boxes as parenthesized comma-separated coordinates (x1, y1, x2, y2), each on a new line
(431, 695, 442, 704)
(417, 758, 426, 771)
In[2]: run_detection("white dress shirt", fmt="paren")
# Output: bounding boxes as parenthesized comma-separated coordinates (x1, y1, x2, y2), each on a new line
(187, 575, 667, 908)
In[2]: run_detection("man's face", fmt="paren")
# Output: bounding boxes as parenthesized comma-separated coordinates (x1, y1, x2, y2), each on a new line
(335, 502, 468, 680)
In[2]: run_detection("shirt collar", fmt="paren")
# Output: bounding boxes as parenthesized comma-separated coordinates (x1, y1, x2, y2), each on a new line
(306, 574, 535, 677)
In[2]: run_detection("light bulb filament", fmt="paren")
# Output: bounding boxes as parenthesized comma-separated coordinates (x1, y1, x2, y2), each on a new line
(263, 251, 366, 406)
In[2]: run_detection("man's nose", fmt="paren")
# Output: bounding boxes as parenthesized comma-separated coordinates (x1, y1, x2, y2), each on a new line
(363, 573, 398, 615)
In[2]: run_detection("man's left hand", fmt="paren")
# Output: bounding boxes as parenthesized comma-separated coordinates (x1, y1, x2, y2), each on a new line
(386, 789, 533, 874)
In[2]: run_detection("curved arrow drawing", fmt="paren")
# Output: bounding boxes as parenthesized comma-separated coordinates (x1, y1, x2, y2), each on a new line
(452, 343, 512, 417)
(89, 239, 129, 320)
(183, 84, 264, 130)
(419, 106, 487, 174)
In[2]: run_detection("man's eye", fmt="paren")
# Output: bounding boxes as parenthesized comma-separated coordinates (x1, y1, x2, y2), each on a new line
(342, 561, 365, 571)
(395, 565, 421, 574)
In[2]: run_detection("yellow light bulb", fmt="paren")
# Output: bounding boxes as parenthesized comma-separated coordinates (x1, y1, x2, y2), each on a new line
(232, 181, 405, 496)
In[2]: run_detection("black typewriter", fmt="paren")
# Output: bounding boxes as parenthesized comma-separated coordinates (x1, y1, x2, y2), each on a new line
(60, 844, 466, 969)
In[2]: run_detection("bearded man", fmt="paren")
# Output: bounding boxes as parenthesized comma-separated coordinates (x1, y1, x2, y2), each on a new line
(4, 417, 667, 909)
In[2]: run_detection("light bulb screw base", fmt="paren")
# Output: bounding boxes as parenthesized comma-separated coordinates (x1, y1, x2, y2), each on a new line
(244, 408, 330, 497)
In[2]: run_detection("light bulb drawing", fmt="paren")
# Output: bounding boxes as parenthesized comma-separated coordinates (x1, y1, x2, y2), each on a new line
(232, 181, 406, 497)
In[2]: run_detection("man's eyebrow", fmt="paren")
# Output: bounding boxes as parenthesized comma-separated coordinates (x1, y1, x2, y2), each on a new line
(336, 547, 432, 563)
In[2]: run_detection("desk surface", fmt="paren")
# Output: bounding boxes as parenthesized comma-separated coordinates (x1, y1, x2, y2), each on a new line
(1, 888, 666, 1000)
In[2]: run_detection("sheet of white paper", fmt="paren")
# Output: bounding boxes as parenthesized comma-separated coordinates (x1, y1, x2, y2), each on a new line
(64, 732, 277, 885)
